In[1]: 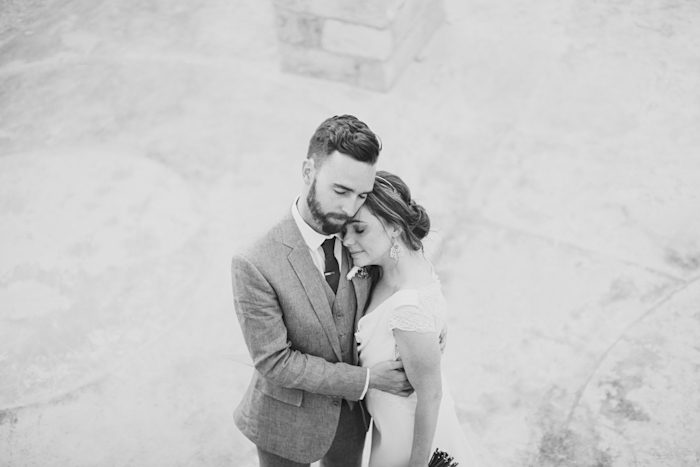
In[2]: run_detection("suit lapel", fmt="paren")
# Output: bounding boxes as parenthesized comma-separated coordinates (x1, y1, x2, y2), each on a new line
(283, 216, 343, 362)
(344, 248, 370, 366)
(353, 278, 370, 322)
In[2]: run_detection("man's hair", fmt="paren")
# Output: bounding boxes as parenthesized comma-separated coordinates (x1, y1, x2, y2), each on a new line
(307, 115, 381, 165)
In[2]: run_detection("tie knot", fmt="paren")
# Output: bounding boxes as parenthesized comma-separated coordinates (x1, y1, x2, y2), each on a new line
(321, 238, 340, 294)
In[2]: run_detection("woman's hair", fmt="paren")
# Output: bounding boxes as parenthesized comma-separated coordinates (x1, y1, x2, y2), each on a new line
(363, 170, 431, 251)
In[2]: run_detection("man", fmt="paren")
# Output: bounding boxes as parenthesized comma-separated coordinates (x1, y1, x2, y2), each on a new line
(231, 115, 412, 467)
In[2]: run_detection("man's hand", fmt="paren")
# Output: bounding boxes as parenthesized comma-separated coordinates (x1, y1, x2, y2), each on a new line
(439, 323, 448, 354)
(369, 360, 414, 397)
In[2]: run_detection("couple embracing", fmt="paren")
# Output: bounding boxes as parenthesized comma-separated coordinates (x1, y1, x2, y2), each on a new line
(231, 115, 477, 467)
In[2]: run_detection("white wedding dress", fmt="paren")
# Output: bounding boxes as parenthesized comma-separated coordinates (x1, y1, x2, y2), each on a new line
(356, 276, 478, 467)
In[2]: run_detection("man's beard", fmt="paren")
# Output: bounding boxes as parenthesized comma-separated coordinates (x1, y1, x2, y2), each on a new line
(307, 180, 349, 235)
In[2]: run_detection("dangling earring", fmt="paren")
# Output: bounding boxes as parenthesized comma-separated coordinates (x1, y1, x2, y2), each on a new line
(390, 238, 405, 260)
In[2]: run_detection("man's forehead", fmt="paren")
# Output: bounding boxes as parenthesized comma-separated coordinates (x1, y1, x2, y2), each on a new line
(320, 153, 375, 191)
(333, 181, 373, 193)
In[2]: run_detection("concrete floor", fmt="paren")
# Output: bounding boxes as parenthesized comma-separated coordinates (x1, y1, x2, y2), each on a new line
(1, 0, 699, 466)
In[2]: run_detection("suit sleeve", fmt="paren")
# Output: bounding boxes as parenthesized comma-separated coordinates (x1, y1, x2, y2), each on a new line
(231, 253, 368, 401)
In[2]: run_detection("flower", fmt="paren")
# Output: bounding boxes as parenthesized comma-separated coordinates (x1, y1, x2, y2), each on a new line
(429, 448, 459, 467)
(346, 266, 369, 280)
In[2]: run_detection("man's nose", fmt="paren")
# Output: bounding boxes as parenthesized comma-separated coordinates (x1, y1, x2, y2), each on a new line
(340, 197, 357, 216)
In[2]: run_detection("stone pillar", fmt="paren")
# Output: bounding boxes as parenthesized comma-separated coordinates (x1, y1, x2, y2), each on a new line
(273, 0, 445, 91)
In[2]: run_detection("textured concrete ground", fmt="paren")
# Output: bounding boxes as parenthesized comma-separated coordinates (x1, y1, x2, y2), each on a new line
(1, 0, 699, 466)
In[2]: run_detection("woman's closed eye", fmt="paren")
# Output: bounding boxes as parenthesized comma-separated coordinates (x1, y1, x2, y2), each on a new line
(351, 225, 365, 235)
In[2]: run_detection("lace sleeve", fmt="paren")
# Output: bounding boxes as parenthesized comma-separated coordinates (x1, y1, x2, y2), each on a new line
(388, 304, 437, 333)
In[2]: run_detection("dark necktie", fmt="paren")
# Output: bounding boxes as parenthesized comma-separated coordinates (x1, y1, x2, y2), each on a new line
(321, 238, 340, 294)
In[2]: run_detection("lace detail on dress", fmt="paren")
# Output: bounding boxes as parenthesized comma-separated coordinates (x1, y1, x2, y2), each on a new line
(388, 282, 445, 331)
(388, 282, 447, 360)
(388, 304, 436, 333)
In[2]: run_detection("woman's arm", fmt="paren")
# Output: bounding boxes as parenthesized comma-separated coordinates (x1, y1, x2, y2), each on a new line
(394, 326, 443, 467)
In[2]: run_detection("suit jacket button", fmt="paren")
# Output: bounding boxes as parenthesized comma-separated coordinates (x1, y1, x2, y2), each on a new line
(339, 333, 345, 338)
(332, 400, 341, 407)
(336, 313, 343, 319)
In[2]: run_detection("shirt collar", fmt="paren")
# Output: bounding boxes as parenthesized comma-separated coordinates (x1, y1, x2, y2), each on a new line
(291, 196, 336, 251)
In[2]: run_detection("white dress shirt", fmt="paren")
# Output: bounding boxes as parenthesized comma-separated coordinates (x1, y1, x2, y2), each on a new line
(291, 197, 343, 275)
(291, 197, 370, 399)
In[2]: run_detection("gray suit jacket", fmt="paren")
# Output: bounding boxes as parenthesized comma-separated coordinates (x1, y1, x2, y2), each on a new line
(231, 213, 372, 463)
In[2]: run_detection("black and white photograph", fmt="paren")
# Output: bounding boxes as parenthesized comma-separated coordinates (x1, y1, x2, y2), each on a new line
(1, 1, 699, 466)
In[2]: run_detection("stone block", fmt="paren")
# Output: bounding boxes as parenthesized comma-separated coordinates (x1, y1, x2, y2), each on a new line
(357, 0, 444, 91)
(322, 20, 394, 61)
(273, 0, 445, 91)
(273, 0, 405, 28)
(274, 9, 323, 47)
(278, 43, 359, 86)
(391, 0, 430, 45)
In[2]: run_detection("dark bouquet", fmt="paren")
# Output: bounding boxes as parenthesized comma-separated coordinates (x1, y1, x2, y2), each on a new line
(429, 448, 459, 467)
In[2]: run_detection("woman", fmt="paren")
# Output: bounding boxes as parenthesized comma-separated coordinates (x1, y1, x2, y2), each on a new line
(343, 171, 478, 467)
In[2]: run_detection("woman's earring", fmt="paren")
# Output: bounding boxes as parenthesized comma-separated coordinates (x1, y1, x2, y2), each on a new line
(390, 238, 405, 260)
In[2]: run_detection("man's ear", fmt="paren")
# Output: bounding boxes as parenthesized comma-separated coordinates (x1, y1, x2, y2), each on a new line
(301, 158, 316, 185)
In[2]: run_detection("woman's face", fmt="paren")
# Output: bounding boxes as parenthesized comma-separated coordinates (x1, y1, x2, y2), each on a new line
(342, 205, 394, 267)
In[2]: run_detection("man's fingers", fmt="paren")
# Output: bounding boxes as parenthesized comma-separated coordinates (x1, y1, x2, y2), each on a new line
(389, 359, 405, 370)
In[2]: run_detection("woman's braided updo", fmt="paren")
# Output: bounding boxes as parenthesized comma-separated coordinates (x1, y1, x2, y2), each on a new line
(363, 170, 431, 251)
